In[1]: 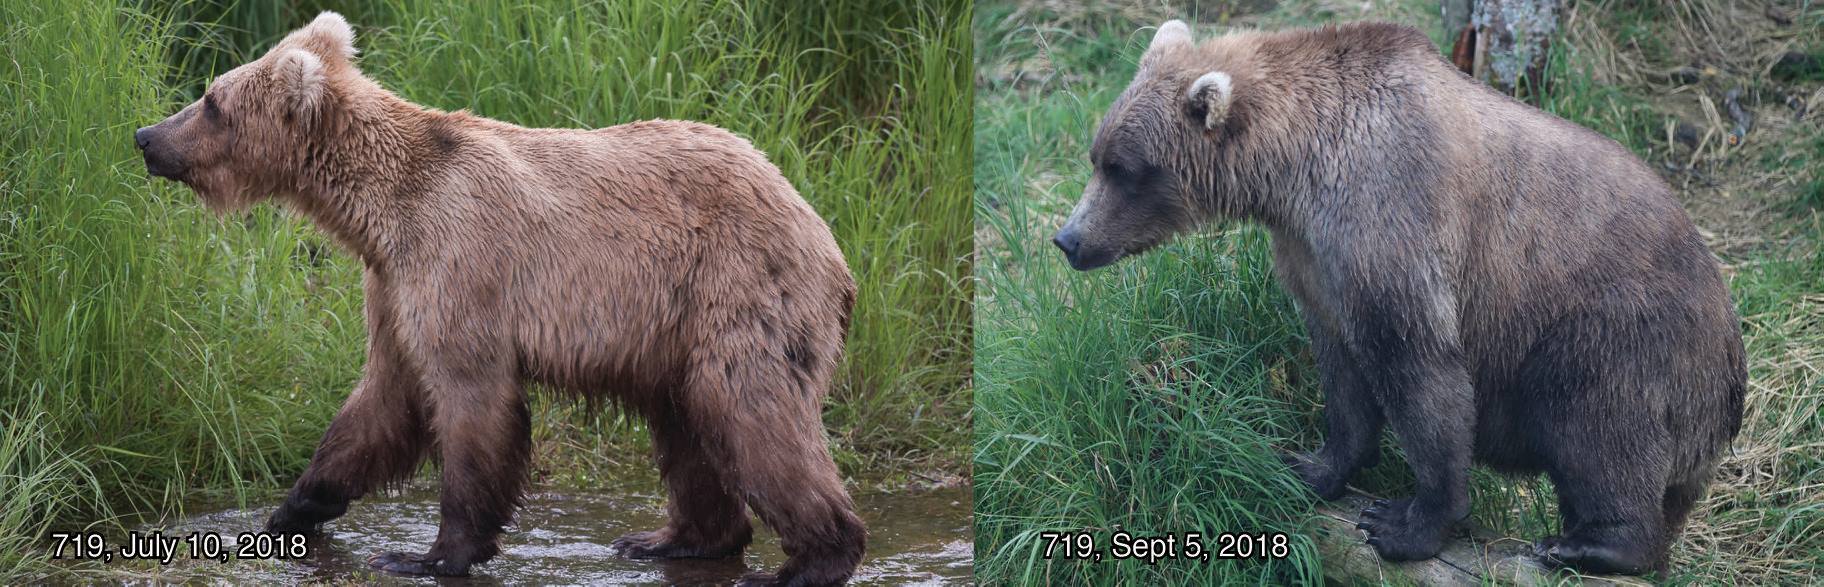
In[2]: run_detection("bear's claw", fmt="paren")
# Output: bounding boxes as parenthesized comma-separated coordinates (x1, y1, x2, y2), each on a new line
(734, 572, 780, 586)
(1358, 498, 1407, 527)
(1355, 498, 1445, 562)
(736, 570, 843, 587)
(613, 529, 745, 559)
(368, 551, 467, 577)
(611, 530, 669, 558)
(1533, 534, 1653, 575)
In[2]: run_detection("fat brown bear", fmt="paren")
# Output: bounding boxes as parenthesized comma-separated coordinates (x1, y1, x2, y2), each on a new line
(1053, 20, 1744, 575)
(134, 12, 865, 585)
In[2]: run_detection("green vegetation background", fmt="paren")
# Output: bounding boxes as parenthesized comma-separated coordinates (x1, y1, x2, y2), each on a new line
(0, 0, 972, 580)
(973, 0, 1822, 584)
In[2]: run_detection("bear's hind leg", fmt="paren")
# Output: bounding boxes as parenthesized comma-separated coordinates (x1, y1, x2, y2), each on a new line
(1536, 457, 1667, 575)
(1523, 301, 1682, 576)
(681, 355, 864, 587)
(1531, 383, 1670, 575)
(1662, 478, 1706, 536)
(1655, 476, 1708, 566)
(721, 414, 864, 587)
(614, 407, 753, 559)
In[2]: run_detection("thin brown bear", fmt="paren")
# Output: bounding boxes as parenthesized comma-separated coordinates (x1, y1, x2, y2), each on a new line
(134, 12, 865, 586)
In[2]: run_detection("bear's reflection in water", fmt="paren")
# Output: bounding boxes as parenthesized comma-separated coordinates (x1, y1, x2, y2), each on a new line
(144, 485, 971, 585)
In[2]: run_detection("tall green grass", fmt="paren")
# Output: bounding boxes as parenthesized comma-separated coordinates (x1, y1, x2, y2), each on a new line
(0, 396, 105, 578)
(1, 0, 970, 580)
(973, 9, 1326, 582)
(974, 1, 1823, 584)
(4, 0, 362, 559)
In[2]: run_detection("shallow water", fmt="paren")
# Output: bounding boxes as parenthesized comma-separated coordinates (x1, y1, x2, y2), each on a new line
(134, 485, 971, 585)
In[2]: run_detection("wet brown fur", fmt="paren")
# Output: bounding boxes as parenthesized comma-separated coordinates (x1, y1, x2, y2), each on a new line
(136, 13, 865, 585)
(1056, 21, 1745, 576)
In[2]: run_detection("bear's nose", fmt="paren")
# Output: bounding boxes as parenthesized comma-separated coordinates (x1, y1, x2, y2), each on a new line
(134, 127, 153, 150)
(1052, 230, 1080, 258)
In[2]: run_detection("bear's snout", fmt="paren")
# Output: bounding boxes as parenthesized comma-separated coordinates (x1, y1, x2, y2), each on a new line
(1052, 230, 1080, 258)
(1050, 230, 1072, 255)
(135, 126, 187, 180)
(1052, 226, 1117, 271)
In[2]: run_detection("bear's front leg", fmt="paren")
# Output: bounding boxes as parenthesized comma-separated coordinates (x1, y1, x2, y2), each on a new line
(267, 278, 428, 534)
(1352, 361, 1474, 560)
(1339, 289, 1474, 562)
(369, 358, 531, 577)
(613, 408, 753, 560)
(266, 371, 428, 533)
(1285, 315, 1384, 500)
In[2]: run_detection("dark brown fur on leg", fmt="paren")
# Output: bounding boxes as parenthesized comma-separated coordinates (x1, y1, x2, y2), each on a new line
(726, 425, 866, 587)
(1518, 296, 1713, 576)
(1284, 311, 1383, 500)
(680, 346, 864, 587)
(265, 394, 427, 533)
(614, 406, 753, 559)
(371, 368, 531, 577)
(1537, 456, 1666, 575)
(267, 273, 427, 534)
(1661, 477, 1708, 540)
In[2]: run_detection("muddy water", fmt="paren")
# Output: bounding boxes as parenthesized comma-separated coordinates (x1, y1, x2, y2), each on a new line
(140, 485, 971, 585)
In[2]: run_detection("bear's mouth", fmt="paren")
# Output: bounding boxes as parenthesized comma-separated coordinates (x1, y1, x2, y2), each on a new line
(141, 153, 190, 182)
(1065, 246, 1123, 271)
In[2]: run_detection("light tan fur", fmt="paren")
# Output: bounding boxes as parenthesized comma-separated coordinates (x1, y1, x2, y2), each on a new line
(136, 12, 865, 585)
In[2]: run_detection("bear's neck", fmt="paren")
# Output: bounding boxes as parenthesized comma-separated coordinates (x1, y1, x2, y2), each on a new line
(287, 93, 443, 263)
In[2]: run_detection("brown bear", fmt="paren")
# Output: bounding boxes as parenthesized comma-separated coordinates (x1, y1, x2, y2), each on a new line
(1053, 20, 1744, 576)
(135, 12, 865, 585)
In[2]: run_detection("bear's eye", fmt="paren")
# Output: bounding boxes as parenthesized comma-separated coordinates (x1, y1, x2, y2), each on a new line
(1105, 159, 1157, 184)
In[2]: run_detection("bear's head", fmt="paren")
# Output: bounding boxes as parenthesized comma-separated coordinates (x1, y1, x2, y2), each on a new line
(135, 12, 358, 212)
(1053, 19, 1251, 271)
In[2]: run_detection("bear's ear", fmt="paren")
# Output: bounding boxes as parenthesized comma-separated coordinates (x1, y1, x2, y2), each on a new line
(1149, 20, 1192, 52)
(282, 11, 358, 63)
(273, 49, 328, 126)
(1184, 71, 1235, 130)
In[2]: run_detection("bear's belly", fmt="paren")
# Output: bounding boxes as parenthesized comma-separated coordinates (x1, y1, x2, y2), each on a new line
(1469, 385, 1548, 474)
(515, 335, 688, 404)
(507, 281, 692, 401)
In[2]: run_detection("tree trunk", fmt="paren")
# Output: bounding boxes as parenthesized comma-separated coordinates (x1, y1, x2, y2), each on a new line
(1468, 0, 1559, 95)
